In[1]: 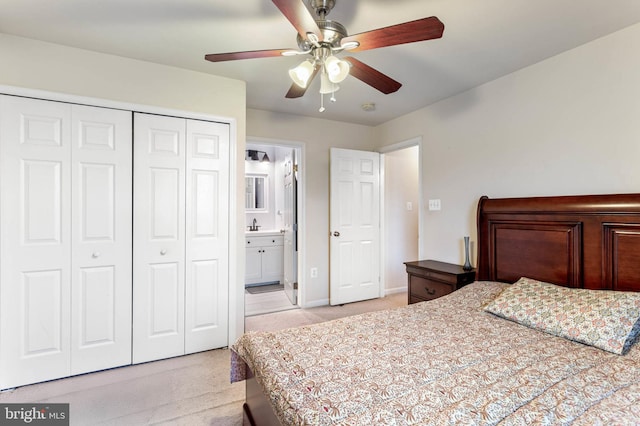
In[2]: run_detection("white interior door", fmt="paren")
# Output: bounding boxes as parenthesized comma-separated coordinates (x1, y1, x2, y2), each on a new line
(0, 96, 72, 389)
(70, 105, 132, 374)
(133, 113, 186, 363)
(282, 149, 298, 305)
(329, 148, 381, 305)
(184, 119, 229, 353)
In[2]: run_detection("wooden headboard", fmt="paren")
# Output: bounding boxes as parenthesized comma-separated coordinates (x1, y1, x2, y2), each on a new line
(476, 193, 640, 291)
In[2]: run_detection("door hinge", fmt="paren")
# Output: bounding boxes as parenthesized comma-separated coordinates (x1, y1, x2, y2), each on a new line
(293, 164, 298, 172)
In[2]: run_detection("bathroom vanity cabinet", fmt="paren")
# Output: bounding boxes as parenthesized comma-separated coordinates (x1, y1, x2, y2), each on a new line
(245, 233, 284, 286)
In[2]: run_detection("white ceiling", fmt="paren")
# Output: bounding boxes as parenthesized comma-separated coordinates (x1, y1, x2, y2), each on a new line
(2, 0, 640, 126)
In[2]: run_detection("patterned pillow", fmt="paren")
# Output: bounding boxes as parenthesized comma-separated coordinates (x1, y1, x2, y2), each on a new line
(484, 277, 640, 354)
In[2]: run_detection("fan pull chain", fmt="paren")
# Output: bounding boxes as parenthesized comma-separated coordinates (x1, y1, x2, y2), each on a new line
(319, 93, 325, 112)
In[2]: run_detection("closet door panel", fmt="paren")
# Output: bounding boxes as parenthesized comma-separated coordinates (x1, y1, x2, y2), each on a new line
(133, 113, 186, 363)
(0, 96, 71, 389)
(77, 266, 115, 343)
(23, 270, 65, 355)
(71, 105, 132, 374)
(79, 163, 114, 239)
(185, 120, 229, 353)
(23, 160, 63, 242)
(150, 167, 181, 238)
(149, 262, 181, 335)
(190, 260, 219, 329)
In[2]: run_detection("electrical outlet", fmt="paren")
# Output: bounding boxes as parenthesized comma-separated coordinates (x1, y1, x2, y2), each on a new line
(310, 267, 318, 278)
(428, 199, 441, 211)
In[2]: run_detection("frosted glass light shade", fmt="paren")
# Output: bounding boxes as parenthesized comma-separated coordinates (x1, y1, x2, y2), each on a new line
(325, 55, 349, 83)
(319, 72, 340, 94)
(288, 60, 314, 88)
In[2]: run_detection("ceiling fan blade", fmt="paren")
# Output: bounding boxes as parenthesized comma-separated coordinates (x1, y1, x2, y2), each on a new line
(285, 83, 308, 99)
(344, 57, 402, 94)
(285, 65, 320, 98)
(272, 0, 323, 41)
(205, 49, 292, 62)
(342, 16, 444, 52)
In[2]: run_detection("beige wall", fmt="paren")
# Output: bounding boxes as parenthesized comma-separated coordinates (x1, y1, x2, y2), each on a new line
(383, 146, 419, 293)
(0, 33, 248, 340)
(375, 22, 640, 268)
(246, 109, 377, 306)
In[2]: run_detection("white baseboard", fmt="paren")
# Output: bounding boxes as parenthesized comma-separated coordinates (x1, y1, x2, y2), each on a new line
(384, 286, 407, 296)
(301, 298, 330, 309)
(300, 289, 406, 308)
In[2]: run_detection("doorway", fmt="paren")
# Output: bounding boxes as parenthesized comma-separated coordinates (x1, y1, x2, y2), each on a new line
(381, 140, 421, 296)
(244, 139, 304, 316)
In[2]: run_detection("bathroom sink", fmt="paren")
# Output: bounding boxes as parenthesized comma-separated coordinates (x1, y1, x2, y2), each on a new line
(245, 229, 283, 236)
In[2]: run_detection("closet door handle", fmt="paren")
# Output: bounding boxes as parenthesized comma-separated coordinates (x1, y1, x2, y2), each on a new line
(160, 249, 167, 256)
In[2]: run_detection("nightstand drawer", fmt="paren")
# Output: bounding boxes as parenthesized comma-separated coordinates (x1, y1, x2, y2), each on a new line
(410, 276, 452, 301)
(424, 269, 456, 284)
(404, 259, 476, 304)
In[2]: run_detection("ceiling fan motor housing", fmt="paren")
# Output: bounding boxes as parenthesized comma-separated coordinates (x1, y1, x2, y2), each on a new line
(308, 0, 336, 17)
(296, 20, 347, 51)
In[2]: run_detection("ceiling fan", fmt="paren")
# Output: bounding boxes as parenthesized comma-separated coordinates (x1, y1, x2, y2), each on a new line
(204, 0, 444, 110)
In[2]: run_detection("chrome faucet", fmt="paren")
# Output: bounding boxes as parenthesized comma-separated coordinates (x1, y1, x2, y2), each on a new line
(249, 218, 260, 232)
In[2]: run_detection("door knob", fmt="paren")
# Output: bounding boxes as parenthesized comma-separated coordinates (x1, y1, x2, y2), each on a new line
(333, 231, 340, 237)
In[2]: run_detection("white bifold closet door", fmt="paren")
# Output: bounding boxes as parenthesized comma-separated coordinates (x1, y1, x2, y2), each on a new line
(0, 96, 132, 390)
(133, 113, 229, 363)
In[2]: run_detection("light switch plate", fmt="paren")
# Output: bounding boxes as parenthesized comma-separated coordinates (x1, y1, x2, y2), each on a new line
(428, 199, 441, 211)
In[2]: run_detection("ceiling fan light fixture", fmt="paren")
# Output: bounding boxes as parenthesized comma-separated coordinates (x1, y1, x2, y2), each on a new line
(288, 60, 315, 88)
(319, 72, 340, 94)
(325, 55, 349, 83)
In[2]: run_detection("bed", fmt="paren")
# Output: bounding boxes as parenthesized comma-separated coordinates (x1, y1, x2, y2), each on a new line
(232, 193, 640, 425)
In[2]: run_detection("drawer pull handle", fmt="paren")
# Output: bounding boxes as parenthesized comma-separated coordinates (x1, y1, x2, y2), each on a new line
(92, 252, 100, 258)
(160, 249, 167, 256)
(424, 287, 436, 295)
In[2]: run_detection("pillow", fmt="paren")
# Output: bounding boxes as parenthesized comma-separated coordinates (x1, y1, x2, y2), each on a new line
(484, 277, 640, 354)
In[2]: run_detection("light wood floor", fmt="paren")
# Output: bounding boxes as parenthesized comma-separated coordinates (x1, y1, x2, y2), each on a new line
(0, 292, 406, 425)
(244, 288, 298, 317)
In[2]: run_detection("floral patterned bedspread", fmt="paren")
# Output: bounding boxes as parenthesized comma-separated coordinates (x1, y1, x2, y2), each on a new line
(231, 282, 640, 425)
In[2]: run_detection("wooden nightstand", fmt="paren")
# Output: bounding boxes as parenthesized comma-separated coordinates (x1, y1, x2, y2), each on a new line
(404, 260, 476, 304)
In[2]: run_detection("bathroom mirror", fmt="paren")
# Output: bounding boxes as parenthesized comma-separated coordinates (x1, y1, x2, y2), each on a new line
(245, 174, 268, 211)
